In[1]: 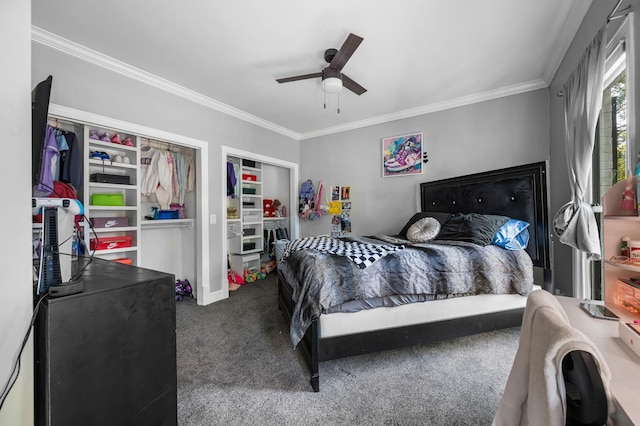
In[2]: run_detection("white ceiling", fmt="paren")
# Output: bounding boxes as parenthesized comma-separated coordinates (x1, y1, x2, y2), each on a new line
(31, 0, 592, 140)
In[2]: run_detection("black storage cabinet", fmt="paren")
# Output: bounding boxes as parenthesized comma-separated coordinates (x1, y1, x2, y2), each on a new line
(35, 260, 177, 426)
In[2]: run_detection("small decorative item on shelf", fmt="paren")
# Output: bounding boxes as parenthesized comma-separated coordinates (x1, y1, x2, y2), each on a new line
(619, 171, 636, 215)
(615, 278, 640, 314)
(227, 206, 239, 219)
(273, 199, 282, 217)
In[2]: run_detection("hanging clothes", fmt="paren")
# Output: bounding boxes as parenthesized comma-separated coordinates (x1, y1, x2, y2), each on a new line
(57, 130, 82, 191)
(53, 129, 69, 181)
(35, 124, 59, 196)
(140, 147, 171, 196)
(185, 154, 195, 193)
(227, 161, 237, 198)
(170, 152, 180, 203)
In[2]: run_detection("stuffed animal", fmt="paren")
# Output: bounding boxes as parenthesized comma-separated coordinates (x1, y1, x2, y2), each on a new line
(175, 279, 193, 301)
(273, 199, 282, 217)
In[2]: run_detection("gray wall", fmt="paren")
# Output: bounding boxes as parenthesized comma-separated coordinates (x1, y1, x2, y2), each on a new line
(31, 43, 301, 295)
(300, 89, 550, 242)
(549, 0, 640, 296)
(0, 0, 34, 423)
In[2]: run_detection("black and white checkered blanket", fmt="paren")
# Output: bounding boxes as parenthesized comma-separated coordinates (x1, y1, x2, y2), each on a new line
(281, 236, 404, 269)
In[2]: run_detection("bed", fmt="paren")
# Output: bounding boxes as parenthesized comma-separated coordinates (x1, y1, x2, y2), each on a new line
(277, 161, 551, 392)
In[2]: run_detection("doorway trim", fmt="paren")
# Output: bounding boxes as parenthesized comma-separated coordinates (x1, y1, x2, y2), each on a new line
(221, 146, 299, 301)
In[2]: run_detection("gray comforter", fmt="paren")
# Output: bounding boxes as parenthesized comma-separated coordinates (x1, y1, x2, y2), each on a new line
(278, 236, 534, 348)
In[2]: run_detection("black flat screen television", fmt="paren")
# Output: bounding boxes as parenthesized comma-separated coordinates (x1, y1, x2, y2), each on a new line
(32, 75, 53, 189)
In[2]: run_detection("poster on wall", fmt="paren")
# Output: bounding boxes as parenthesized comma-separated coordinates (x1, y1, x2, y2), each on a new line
(331, 184, 353, 238)
(382, 132, 423, 177)
(331, 186, 340, 201)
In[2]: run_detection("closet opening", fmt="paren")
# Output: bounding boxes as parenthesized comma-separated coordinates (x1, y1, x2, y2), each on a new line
(46, 104, 211, 305)
(221, 146, 299, 300)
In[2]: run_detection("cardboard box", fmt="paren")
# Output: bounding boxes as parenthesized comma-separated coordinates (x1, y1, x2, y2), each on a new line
(90, 236, 132, 251)
(91, 193, 125, 206)
(243, 213, 260, 223)
(91, 217, 129, 228)
(619, 322, 640, 359)
(242, 174, 257, 182)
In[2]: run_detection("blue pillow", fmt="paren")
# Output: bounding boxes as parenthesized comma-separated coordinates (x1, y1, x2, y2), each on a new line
(492, 219, 530, 250)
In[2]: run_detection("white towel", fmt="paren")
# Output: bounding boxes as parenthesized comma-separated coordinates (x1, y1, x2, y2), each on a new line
(493, 290, 613, 426)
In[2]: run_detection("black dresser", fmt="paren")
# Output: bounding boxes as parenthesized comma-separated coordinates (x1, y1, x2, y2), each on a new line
(35, 259, 177, 426)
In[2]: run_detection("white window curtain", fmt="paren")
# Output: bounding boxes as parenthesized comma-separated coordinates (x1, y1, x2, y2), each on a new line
(553, 27, 606, 261)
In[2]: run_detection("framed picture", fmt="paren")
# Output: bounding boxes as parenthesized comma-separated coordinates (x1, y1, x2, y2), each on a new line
(382, 132, 423, 177)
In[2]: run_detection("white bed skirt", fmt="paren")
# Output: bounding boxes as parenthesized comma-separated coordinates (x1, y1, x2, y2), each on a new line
(318, 285, 541, 339)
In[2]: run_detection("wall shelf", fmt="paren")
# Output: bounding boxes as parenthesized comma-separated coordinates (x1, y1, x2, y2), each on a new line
(141, 219, 194, 229)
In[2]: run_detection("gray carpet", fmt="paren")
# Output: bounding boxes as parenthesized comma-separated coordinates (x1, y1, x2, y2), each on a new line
(176, 273, 520, 425)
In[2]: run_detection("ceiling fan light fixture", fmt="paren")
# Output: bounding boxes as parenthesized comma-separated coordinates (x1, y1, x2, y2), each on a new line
(323, 77, 343, 93)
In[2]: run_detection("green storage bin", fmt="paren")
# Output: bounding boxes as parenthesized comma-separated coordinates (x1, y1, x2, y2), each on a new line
(91, 193, 125, 206)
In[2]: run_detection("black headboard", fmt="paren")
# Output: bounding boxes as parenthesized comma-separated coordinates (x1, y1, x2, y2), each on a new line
(420, 161, 550, 272)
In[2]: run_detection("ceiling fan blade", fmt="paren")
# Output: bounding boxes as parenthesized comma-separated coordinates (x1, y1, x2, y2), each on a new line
(342, 74, 367, 95)
(276, 72, 322, 84)
(329, 33, 363, 71)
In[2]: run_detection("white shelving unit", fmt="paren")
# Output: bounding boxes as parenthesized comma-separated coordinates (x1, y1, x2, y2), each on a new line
(601, 178, 640, 322)
(227, 157, 264, 276)
(83, 126, 141, 265)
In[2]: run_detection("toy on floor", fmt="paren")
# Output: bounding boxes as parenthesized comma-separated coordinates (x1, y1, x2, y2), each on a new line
(175, 279, 193, 301)
(228, 269, 244, 291)
(244, 268, 268, 283)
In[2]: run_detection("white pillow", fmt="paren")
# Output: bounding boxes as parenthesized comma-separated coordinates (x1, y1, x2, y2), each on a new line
(406, 217, 441, 242)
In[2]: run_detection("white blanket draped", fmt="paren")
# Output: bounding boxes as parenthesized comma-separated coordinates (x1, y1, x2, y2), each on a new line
(493, 290, 613, 426)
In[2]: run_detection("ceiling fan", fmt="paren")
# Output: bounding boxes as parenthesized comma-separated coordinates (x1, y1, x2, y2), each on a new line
(276, 33, 367, 96)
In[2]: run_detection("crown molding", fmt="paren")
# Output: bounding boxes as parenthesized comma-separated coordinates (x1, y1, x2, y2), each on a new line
(33, 25, 549, 143)
(31, 26, 301, 141)
(299, 79, 548, 140)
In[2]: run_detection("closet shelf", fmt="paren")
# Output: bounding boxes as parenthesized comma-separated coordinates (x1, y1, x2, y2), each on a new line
(89, 139, 137, 152)
(92, 226, 138, 233)
(92, 246, 138, 255)
(89, 182, 137, 190)
(89, 205, 138, 211)
(88, 159, 137, 170)
(141, 219, 194, 229)
(264, 217, 288, 221)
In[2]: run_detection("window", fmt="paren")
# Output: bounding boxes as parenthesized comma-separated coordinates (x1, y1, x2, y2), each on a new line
(596, 39, 628, 198)
(591, 17, 633, 300)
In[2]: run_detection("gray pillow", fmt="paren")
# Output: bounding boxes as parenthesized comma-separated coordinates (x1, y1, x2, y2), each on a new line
(436, 213, 509, 246)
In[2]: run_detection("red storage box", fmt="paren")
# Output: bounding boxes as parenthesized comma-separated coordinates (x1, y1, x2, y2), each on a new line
(113, 258, 133, 265)
(242, 174, 257, 181)
(90, 236, 132, 251)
